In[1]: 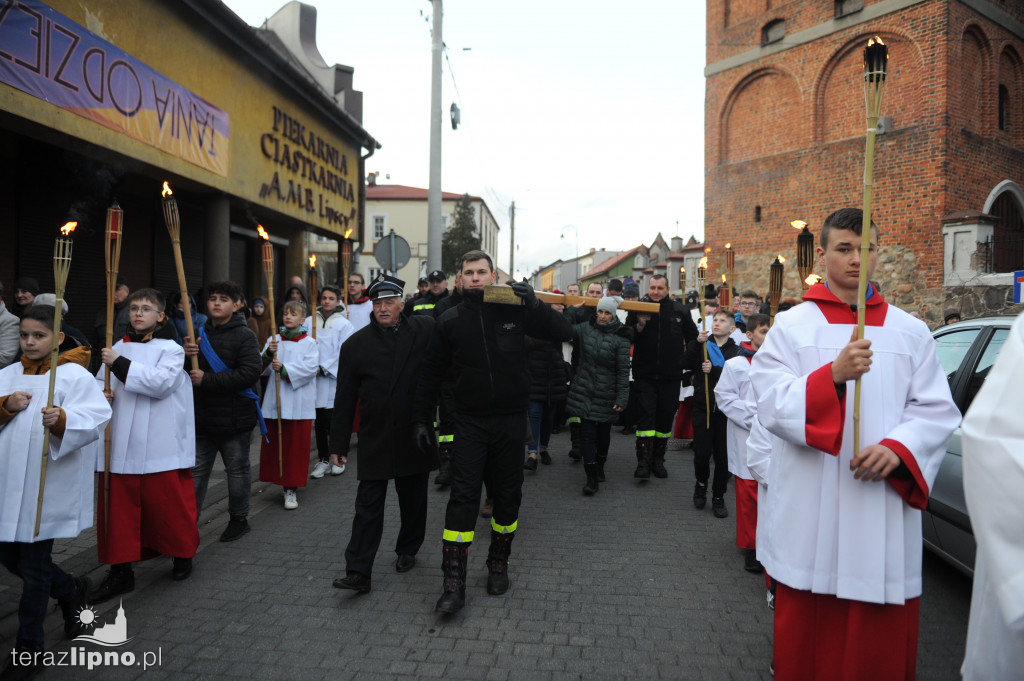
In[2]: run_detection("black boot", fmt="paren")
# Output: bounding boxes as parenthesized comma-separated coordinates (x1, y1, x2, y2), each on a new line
(596, 456, 607, 482)
(434, 442, 453, 486)
(744, 548, 763, 573)
(88, 563, 134, 604)
(712, 495, 729, 518)
(693, 481, 708, 509)
(485, 530, 514, 595)
(436, 540, 470, 614)
(651, 438, 668, 478)
(568, 421, 582, 461)
(58, 576, 90, 638)
(582, 463, 600, 495)
(633, 438, 651, 479)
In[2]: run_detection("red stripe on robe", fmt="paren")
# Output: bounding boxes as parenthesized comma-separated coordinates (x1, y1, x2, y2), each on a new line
(259, 419, 313, 487)
(674, 397, 694, 439)
(805, 364, 845, 455)
(96, 469, 199, 564)
(734, 476, 758, 549)
(880, 438, 930, 509)
(774, 582, 919, 681)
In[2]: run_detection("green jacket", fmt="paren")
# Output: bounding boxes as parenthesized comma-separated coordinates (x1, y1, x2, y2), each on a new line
(566, 317, 631, 423)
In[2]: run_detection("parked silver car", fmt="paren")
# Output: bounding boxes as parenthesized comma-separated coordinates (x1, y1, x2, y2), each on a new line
(924, 315, 1015, 576)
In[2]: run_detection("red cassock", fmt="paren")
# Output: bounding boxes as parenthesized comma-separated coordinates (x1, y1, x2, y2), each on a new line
(97, 470, 199, 564)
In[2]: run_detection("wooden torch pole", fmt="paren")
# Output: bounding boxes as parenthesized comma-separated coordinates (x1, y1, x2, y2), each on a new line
(697, 259, 710, 429)
(102, 203, 123, 536)
(308, 255, 318, 341)
(260, 229, 284, 477)
(161, 183, 198, 370)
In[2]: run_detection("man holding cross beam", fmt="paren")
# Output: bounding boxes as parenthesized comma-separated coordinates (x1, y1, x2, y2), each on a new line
(413, 250, 572, 615)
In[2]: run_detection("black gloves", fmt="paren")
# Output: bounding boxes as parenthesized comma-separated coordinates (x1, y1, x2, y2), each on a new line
(413, 423, 435, 456)
(510, 279, 539, 308)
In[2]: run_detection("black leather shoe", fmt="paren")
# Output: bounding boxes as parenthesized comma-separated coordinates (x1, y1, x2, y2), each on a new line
(539, 450, 552, 465)
(172, 557, 193, 581)
(219, 517, 250, 542)
(712, 495, 729, 518)
(396, 555, 416, 573)
(58, 576, 90, 638)
(88, 565, 134, 604)
(523, 456, 538, 471)
(743, 548, 763, 573)
(333, 572, 371, 592)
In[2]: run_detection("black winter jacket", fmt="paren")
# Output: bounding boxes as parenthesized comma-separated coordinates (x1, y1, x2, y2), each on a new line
(410, 289, 449, 317)
(626, 296, 698, 380)
(526, 336, 569, 405)
(566, 318, 631, 423)
(330, 315, 437, 479)
(414, 291, 572, 420)
(193, 313, 262, 436)
(684, 336, 738, 413)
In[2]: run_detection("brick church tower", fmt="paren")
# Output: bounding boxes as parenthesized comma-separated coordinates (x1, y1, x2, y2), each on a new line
(704, 0, 1024, 322)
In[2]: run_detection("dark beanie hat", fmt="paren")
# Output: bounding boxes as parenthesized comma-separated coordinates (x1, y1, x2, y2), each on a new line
(14, 277, 40, 295)
(623, 283, 640, 298)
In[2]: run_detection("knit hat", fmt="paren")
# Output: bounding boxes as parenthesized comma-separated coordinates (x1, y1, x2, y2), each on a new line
(623, 283, 640, 298)
(14, 277, 39, 295)
(597, 297, 619, 313)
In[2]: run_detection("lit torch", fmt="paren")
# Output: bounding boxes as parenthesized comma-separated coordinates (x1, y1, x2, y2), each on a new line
(724, 242, 735, 293)
(719, 274, 730, 310)
(854, 36, 889, 455)
(793, 220, 815, 292)
(805, 274, 822, 286)
(308, 254, 318, 340)
(161, 182, 198, 370)
(102, 202, 124, 536)
(259, 226, 284, 476)
(697, 255, 710, 427)
(341, 228, 354, 318)
(769, 255, 785, 326)
(35, 221, 76, 536)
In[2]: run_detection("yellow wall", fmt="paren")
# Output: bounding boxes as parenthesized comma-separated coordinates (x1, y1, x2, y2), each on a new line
(4, 0, 362, 236)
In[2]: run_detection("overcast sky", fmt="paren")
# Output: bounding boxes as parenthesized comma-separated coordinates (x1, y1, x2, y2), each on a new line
(223, 0, 708, 279)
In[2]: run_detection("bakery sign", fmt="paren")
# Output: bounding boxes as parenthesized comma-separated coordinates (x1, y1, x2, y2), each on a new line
(259, 105, 357, 231)
(0, 0, 229, 176)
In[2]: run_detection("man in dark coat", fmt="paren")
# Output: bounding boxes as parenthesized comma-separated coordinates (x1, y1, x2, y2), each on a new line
(413, 250, 572, 615)
(410, 269, 449, 317)
(625, 274, 699, 479)
(330, 275, 437, 593)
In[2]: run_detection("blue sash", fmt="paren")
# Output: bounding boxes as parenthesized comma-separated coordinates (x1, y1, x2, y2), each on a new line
(707, 340, 726, 368)
(197, 326, 269, 442)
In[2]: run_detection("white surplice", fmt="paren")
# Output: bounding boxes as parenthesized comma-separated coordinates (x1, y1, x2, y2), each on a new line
(0, 361, 110, 542)
(961, 312, 1024, 680)
(715, 354, 756, 480)
(96, 338, 195, 473)
(749, 283, 960, 604)
(261, 334, 318, 420)
(304, 311, 355, 409)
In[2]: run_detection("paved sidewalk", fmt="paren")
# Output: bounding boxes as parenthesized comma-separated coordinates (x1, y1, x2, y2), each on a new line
(1, 429, 970, 680)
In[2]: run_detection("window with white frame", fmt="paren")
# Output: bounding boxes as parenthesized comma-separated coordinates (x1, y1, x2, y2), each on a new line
(441, 215, 450, 231)
(368, 266, 383, 282)
(372, 215, 386, 240)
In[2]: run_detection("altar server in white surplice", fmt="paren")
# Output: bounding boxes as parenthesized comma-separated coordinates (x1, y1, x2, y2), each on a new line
(748, 208, 959, 681)
(961, 312, 1024, 681)
(0, 304, 109, 665)
(305, 284, 354, 480)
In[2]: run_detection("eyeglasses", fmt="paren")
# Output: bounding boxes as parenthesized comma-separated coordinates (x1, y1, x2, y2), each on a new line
(129, 305, 159, 315)
(348, 280, 362, 285)
(739, 301, 758, 307)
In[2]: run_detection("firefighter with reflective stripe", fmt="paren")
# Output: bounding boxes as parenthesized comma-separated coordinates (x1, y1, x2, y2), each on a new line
(431, 275, 462, 487)
(413, 251, 571, 615)
(624, 274, 699, 479)
(411, 269, 449, 317)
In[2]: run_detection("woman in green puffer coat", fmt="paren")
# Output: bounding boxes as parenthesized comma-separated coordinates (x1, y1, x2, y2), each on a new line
(566, 296, 631, 495)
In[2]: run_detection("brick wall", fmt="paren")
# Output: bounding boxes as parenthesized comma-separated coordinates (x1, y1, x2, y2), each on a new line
(705, 0, 1024, 322)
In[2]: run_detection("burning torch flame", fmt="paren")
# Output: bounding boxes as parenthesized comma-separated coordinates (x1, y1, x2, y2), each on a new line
(704, 247, 711, 254)
(257, 225, 269, 240)
(60, 221, 77, 236)
(721, 274, 727, 283)
(868, 36, 885, 47)
(309, 254, 317, 268)
(805, 274, 822, 285)
(791, 220, 807, 230)
(162, 182, 172, 198)
(777, 255, 786, 263)
(725, 243, 731, 249)
(698, 257, 708, 269)
(344, 228, 353, 239)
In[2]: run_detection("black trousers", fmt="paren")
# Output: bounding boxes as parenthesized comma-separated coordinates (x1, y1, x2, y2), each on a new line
(580, 420, 611, 465)
(692, 407, 730, 496)
(444, 412, 526, 538)
(437, 379, 456, 442)
(345, 472, 429, 577)
(314, 407, 332, 462)
(634, 377, 681, 436)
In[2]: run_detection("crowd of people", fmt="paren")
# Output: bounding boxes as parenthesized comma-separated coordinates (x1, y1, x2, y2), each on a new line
(0, 208, 1017, 680)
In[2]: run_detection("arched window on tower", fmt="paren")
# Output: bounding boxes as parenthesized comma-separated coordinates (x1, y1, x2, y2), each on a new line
(761, 19, 785, 46)
(986, 190, 1024, 272)
(999, 85, 1010, 132)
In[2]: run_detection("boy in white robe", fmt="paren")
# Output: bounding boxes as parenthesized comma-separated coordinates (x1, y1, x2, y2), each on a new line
(0, 305, 110, 673)
(259, 300, 318, 509)
(305, 285, 354, 479)
(89, 289, 199, 604)
(714, 313, 770, 573)
(748, 208, 960, 680)
(960, 311, 1024, 680)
